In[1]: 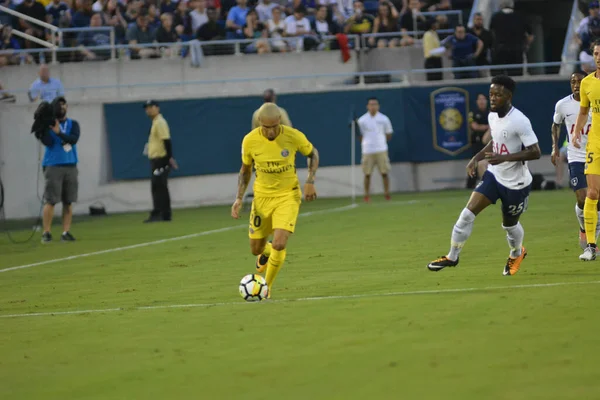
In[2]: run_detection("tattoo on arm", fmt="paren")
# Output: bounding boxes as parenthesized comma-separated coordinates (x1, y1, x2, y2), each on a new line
(551, 123, 561, 151)
(306, 148, 319, 184)
(236, 164, 252, 200)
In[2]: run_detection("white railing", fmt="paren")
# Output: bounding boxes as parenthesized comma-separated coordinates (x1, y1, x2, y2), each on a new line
(0, 5, 58, 63)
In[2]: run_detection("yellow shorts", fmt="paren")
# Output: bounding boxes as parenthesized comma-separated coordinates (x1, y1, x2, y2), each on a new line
(249, 189, 301, 239)
(586, 147, 600, 175)
(362, 151, 391, 175)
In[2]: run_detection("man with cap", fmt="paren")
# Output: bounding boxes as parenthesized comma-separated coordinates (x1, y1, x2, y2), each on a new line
(143, 100, 178, 223)
(251, 89, 292, 129)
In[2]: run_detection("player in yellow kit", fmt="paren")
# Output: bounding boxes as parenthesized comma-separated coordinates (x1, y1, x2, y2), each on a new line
(574, 39, 600, 260)
(231, 103, 320, 297)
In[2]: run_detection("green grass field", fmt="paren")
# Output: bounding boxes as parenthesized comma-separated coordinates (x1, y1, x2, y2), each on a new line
(2, 190, 600, 399)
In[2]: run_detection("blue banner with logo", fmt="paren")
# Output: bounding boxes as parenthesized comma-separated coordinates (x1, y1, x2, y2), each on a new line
(430, 87, 471, 156)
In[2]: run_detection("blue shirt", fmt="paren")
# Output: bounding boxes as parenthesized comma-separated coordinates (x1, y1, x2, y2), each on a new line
(444, 33, 479, 61)
(42, 119, 80, 167)
(29, 78, 65, 102)
(46, 2, 69, 26)
(227, 6, 248, 28)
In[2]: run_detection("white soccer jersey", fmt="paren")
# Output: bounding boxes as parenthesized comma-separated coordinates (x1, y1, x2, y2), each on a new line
(553, 94, 590, 163)
(357, 112, 394, 155)
(487, 107, 539, 190)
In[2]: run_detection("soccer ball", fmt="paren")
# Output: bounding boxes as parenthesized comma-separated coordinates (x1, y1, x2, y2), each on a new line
(239, 274, 269, 302)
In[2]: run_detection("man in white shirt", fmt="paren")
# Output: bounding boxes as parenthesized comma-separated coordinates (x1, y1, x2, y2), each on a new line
(552, 72, 600, 249)
(190, 0, 209, 33)
(284, 6, 311, 50)
(428, 75, 541, 276)
(357, 97, 393, 202)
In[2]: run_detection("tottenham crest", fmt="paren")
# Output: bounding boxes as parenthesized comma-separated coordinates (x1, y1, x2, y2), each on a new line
(281, 149, 289, 157)
(571, 177, 578, 187)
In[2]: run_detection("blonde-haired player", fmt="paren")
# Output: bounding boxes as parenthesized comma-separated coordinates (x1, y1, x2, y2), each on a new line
(574, 39, 600, 261)
(231, 103, 319, 297)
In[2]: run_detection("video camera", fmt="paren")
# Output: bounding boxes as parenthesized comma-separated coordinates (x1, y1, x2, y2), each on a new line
(30, 97, 65, 140)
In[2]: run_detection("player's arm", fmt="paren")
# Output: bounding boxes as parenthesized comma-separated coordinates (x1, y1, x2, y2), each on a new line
(573, 105, 590, 148)
(551, 102, 564, 166)
(488, 143, 541, 164)
(306, 147, 319, 185)
(574, 80, 590, 148)
(232, 139, 253, 218)
(466, 135, 493, 177)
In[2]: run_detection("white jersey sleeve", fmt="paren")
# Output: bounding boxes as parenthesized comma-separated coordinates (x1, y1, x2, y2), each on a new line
(553, 99, 565, 125)
(383, 115, 393, 135)
(518, 116, 539, 147)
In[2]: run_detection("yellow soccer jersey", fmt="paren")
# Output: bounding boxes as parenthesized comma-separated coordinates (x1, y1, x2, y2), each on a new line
(580, 72, 600, 147)
(241, 125, 314, 197)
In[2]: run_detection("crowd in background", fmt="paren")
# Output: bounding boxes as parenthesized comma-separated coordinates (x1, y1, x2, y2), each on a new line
(0, 0, 475, 63)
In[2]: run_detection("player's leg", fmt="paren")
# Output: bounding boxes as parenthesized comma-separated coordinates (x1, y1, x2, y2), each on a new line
(427, 171, 496, 271)
(265, 192, 301, 295)
(377, 152, 392, 200)
(248, 197, 274, 272)
(41, 167, 61, 243)
(362, 154, 375, 202)
(569, 162, 588, 248)
(581, 150, 600, 260)
(499, 185, 530, 276)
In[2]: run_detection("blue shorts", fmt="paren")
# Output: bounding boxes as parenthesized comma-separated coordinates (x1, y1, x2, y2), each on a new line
(475, 171, 531, 217)
(569, 162, 587, 192)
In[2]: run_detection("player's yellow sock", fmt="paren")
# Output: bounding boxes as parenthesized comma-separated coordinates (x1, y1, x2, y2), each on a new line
(262, 242, 272, 257)
(266, 248, 286, 289)
(584, 198, 599, 245)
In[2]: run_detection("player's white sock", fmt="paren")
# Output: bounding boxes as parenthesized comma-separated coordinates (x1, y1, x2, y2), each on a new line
(447, 208, 476, 261)
(503, 223, 524, 258)
(576, 204, 585, 231)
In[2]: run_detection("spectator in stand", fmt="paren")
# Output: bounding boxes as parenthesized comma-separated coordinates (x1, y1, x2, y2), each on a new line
(124, 0, 142, 24)
(157, 12, 179, 47)
(197, 6, 226, 40)
(102, 0, 127, 43)
(442, 24, 482, 79)
(368, 0, 399, 48)
(423, 18, 443, 81)
(285, 5, 316, 50)
(344, 1, 374, 35)
(226, 0, 249, 39)
(243, 8, 270, 53)
(46, 0, 70, 27)
(190, 0, 208, 32)
(174, 0, 194, 41)
(77, 12, 111, 60)
(577, 1, 599, 48)
(489, 0, 533, 76)
(467, 12, 492, 73)
(257, 0, 279, 22)
(29, 64, 64, 102)
(147, 3, 162, 30)
(267, 6, 288, 52)
(72, 0, 93, 27)
(312, 5, 333, 37)
(399, 0, 426, 46)
(1, 24, 34, 65)
(15, 0, 47, 48)
(160, 0, 178, 14)
(126, 9, 158, 59)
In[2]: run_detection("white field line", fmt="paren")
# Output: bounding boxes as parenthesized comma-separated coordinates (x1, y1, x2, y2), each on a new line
(0, 203, 361, 274)
(1, 280, 598, 319)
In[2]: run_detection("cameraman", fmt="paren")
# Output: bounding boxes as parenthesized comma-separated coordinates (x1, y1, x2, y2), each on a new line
(38, 97, 80, 243)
